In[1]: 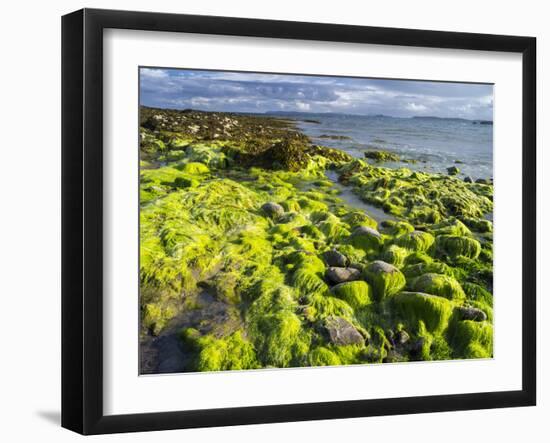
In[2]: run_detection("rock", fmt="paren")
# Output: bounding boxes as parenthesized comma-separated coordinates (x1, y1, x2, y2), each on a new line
(351, 226, 382, 252)
(362, 260, 406, 301)
(457, 306, 487, 322)
(447, 166, 460, 175)
(326, 267, 361, 284)
(409, 273, 465, 301)
(393, 230, 435, 252)
(331, 281, 373, 309)
(435, 235, 481, 260)
(323, 316, 364, 346)
(464, 176, 473, 183)
(322, 249, 348, 267)
(475, 178, 491, 185)
(364, 150, 400, 162)
(261, 202, 284, 218)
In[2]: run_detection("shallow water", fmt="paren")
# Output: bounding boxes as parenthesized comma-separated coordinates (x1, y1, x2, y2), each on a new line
(272, 114, 493, 180)
(140, 291, 235, 374)
(324, 170, 396, 224)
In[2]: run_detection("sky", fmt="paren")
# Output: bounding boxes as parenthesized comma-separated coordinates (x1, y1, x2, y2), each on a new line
(139, 68, 494, 120)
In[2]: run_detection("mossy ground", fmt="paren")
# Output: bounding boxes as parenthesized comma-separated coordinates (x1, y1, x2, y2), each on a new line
(139, 106, 494, 373)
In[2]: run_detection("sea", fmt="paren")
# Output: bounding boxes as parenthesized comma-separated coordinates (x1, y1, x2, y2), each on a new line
(267, 113, 493, 180)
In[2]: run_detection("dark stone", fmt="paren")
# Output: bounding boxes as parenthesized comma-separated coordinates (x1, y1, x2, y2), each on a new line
(322, 249, 348, 267)
(323, 316, 364, 346)
(261, 202, 284, 218)
(353, 226, 382, 239)
(458, 306, 487, 322)
(464, 176, 473, 183)
(475, 178, 491, 185)
(326, 267, 361, 284)
(447, 166, 460, 175)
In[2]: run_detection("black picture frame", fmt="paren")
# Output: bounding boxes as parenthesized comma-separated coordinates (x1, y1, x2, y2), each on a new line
(61, 8, 537, 435)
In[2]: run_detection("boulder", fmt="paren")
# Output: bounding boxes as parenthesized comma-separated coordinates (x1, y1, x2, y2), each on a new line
(464, 176, 473, 183)
(351, 226, 382, 252)
(362, 260, 406, 301)
(323, 316, 364, 346)
(447, 166, 460, 175)
(409, 273, 465, 301)
(435, 235, 481, 260)
(457, 306, 487, 322)
(261, 202, 284, 218)
(326, 267, 361, 284)
(393, 230, 435, 252)
(322, 249, 348, 267)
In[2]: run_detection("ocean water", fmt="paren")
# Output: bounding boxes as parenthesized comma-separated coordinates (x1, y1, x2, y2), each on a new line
(275, 114, 493, 180)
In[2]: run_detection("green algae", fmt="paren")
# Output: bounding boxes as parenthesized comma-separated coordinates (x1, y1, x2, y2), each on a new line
(393, 230, 435, 252)
(435, 235, 482, 260)
(139, 106, 493, 372)
(408, 273, 466, 301)
(362, 261, 406, 301)
(331, 281, 373, 310)
(392, 292, 454, 334)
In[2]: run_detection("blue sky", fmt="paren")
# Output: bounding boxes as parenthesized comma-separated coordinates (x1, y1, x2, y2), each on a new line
(140, 68, 493, 120)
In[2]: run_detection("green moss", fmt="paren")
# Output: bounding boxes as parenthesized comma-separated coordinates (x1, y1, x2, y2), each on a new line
(448, 320, 493, 359)
(392, 292, 454, 333)
(430, 218, 472, 237)
(409, 273, 466, 301)
(176, 161, 210, 175)
(435, 235, 481, 259)
(331, 281, 373, 310)
(381, 244, 409, 268)
(291, 254, 328, 295)
(350, 226, 383, 252)
(364, 150, 400, 162)
(379, 220, 415, 236)
(403, 260, 455, 279)
(181, 329, 260, 371)
(307, 347, 342, 366)
(251, 310, 310, 367)
(394, 230, 435, 252)
(404, 251, 433, 266)
(362, 260, 406, 301)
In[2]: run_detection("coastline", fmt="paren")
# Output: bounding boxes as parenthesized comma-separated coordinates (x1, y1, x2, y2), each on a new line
(139, 106, 494, 374)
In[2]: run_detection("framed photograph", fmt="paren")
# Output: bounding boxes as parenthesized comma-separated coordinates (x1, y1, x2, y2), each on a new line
(62, 8, 536, 435)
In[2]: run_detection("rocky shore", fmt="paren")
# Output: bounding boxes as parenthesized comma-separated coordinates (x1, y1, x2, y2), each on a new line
(139, 106, 493, 373)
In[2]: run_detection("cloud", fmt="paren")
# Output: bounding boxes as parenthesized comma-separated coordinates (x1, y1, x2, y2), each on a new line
(139, 68, 493, 120)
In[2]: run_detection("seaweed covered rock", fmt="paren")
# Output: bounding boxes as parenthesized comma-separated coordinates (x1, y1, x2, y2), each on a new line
(394, 230, 435, 252)
(364, 150, 400, 162)
(448, 319, 493, 358)
(409, 273, 465, 301)
(322, 249, 348, 267)
(362, 260, 406, 301)
(447, 166, 460, 175)
(379, 220, 415, 236)
(381, 244, 409, 268)
(323, 316, 364, 346)
(350, 226, 382, 252)
(261, 201, 285, 219)
(326, 267, 361, 284)
(331, 281, 373, 309)
(435, 235, 481, 259)
(177, 161, 210, 175)
(392, 292, 454, 333)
